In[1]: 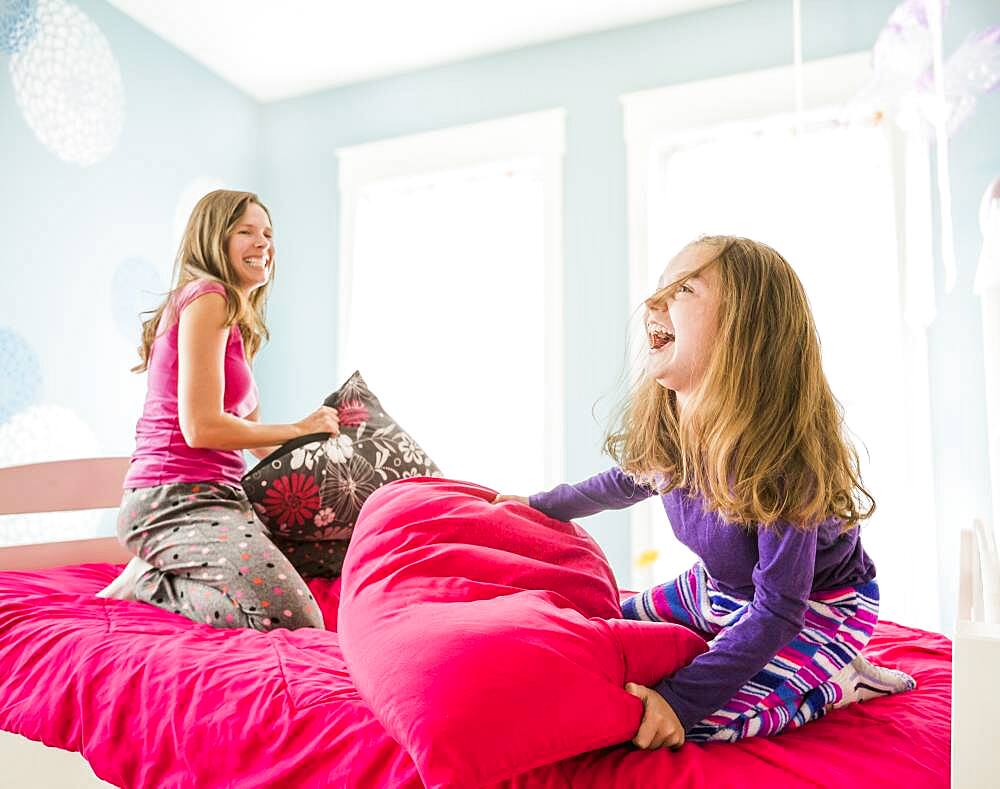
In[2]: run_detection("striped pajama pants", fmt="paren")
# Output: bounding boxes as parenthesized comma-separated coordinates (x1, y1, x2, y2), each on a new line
(622, 562, 880, 742)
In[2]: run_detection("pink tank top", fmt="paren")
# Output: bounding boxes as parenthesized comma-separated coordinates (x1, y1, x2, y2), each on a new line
(124, 279, 259, 489)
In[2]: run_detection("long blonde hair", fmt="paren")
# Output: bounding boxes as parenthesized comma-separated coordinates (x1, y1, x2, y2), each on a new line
(606, 235, 874, 530)
(132, 189, 273, 372)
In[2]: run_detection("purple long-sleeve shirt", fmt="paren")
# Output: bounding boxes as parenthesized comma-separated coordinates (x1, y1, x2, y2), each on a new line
(529, 466, 876, 732)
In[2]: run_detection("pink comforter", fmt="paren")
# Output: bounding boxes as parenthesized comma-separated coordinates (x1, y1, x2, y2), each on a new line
(0, 561, 950, 788)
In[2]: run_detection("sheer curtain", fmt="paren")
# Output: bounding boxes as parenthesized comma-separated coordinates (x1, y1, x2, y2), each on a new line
(632, 118, 938, 630)
(339, 157, 556, 494)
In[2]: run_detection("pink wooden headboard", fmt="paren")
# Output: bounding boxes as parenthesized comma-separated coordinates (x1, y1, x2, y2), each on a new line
(0, 457, 133, 571)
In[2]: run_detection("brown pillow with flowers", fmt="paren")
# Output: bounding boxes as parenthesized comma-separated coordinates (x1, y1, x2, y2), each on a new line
(241, 371, 442, 578)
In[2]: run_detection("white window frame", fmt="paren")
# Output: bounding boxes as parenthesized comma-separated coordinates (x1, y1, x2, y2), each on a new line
(620, 54, 938, 624)
(336, 109, 566, 487)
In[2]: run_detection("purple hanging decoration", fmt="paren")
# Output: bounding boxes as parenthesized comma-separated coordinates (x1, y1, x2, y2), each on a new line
(919, 25, 1000, 135)
(862, 0, 999, 136)
(859, 0, 947, 118)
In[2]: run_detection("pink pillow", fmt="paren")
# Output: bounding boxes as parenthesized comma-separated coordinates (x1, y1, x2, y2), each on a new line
(338, 478, 708, 788)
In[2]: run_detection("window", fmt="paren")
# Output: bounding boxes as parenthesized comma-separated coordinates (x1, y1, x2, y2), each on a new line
(622, 55, 938, 630)
(337, 110, 565, 493)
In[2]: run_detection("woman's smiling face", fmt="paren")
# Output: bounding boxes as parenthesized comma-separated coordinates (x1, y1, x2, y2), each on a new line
(227, 202, 273, 294)
(644, 242, 722, 409)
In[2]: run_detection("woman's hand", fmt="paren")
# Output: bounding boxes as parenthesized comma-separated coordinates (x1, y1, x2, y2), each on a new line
(625, 683, 685, 750)
(491, 494, 529, 505)
(295, 406, 340, 437)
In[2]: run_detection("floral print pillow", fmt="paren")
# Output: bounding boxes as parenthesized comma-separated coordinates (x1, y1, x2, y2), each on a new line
(241, 371, 442, 578)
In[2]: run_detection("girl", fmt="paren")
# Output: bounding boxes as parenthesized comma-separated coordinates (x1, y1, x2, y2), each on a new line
(496, 236, 915, 747)
(98, 189, 339, 632)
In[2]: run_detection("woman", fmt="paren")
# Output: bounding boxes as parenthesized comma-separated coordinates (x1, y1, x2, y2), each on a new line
(98, 190, 338, 631)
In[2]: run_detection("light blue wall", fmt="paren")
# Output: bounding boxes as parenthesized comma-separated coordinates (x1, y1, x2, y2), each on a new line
(256, 0, 999, 593)
(1, 0, 259, 536)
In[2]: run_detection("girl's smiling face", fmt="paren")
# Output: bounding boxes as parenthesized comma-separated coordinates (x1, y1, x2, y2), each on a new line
(644, 242, 722, 409)
(227, 202, 273, 294)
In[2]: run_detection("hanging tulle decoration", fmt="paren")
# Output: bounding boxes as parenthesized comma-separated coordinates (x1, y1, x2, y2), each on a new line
(931, 26, 1000, 137)
(852, 1, 998, 307)
(857, 0, 946, 121)
(858, 0, 999, 139)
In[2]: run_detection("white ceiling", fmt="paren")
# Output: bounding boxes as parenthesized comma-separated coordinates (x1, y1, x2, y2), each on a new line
(106, 0, 743, 102)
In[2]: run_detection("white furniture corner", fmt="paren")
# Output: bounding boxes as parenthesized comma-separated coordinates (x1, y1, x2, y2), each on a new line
(952, 522, 1000, 788)
(0, 456, 130, 788)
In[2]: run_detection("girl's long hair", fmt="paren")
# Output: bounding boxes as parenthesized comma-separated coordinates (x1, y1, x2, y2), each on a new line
(132, 189, 273, 373)
(605, 235, 875, 530)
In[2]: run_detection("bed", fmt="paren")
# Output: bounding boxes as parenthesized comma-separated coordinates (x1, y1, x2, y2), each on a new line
(0, 457, 965, 787)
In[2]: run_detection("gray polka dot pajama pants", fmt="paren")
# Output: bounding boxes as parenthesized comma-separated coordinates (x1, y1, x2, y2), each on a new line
(116, 482, 324, 631)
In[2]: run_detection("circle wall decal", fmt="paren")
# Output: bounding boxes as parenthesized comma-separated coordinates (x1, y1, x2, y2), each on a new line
(0, 327, 42, 424)
(0, 0, 39, 55)
(9, 0, 124, 166)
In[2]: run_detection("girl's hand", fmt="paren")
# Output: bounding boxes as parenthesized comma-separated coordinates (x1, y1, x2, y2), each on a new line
(625, 683, 685, 750)
(492, 494, 529, 505)
(296, 406, 340, 437)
